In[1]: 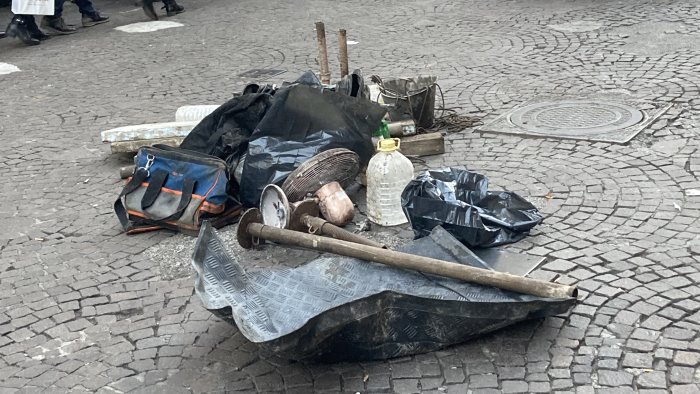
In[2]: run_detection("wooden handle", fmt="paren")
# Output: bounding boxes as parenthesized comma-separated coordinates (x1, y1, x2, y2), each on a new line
(246, 223, 577, 299)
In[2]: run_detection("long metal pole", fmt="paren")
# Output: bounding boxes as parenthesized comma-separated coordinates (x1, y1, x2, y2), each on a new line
(301, 214, 386, 249)
(315, 22, 331, 85)
(245, 223, 577, 299)
(338, 29, 349, 78)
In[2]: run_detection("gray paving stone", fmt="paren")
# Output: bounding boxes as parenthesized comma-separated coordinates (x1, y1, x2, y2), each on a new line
(391, 361, 421, 379)
(443, 367, 465, 383)
(552, 378, 573, 390)
(366, 373, 391, 391)
(627, 339, 656, 352)
(502, 380, 528, 393)
(51, 311, 75, 325)
(597, 359, 618, 369)
(598, 370, 633, 386)
(674, 351, 700, 366)
(497, 367, 525, 380)
(638, 371, 668, 389)
(420, 377, 444, 390)
(529, 381, 551, 393)
(597, 388, 636, 394)
(671, 385, 700, 394)
(622, 352, 654, 368)
(445, 383, 469, 393)
(670, 366, 695, 384)
(392, 378, 419, 393)
(469, 374, 497, 388)
(599, 347, 622, 358)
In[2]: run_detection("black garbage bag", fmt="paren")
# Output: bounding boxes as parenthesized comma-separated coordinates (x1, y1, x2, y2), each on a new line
(401, 168, 543, 248)
(180, 71, 331, 182)
(180, 92, 272, 173)
(239, 84, 386, 207)
(335, 69, 370, 99)
(283, 70, 324, 90)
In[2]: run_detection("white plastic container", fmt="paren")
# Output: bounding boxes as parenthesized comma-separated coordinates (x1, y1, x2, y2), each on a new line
(366, 138, 414, 226)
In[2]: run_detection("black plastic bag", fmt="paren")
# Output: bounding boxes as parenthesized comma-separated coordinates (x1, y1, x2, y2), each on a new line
(180, 93, 272, 172)
(180, 71, 385, 207)
(401, 168, 543, 248)
(239, 84, 386, 207)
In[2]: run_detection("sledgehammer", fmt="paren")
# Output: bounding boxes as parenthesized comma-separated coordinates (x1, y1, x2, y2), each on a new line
(237, 209, 578, 299)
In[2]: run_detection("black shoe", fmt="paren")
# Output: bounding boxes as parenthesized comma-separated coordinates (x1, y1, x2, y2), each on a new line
(162, 0, 184, 17)
(25, 15, 51, 40)
(82, 11, 109, 27)
(41, 16, 78, 35)
(142, 0, 158, 20)
(5, 15, 41, 45)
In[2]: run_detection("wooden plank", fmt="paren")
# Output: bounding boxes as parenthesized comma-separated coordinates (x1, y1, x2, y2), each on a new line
(110, 137, 184, 153)
(399, 132, 445, 157)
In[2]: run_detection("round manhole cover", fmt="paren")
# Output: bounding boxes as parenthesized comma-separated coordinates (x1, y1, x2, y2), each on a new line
(509, 101, 644, 136)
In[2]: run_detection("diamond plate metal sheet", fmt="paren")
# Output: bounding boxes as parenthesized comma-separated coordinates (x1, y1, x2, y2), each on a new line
(478, 97, 671, 143)
(192, 223, 575, 362)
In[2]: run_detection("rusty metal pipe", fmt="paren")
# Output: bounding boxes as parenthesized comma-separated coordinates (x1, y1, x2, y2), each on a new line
(243, 222, 578, 300)
(338, 29, 349, 78)
(301, 214, 386, 249)
(315, 22, 331, 84)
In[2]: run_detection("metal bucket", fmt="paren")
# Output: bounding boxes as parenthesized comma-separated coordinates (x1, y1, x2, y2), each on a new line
(378, 76, 437, 129)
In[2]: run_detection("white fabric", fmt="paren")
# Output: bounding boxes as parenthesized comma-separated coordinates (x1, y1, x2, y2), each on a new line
(11, 0, 54, 16)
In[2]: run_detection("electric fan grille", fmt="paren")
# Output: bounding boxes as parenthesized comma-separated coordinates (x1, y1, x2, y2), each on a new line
(282, 148, 360, 201)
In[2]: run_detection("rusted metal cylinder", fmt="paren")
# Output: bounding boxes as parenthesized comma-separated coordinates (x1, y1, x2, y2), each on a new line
(301, 214, 386, 249)
(314, 181, 354, 226)
(243, 222, 578, 299)
(315, 22, 331, 84)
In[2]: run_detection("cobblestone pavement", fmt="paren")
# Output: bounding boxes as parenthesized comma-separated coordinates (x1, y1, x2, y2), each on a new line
(2, 0, 700, 392)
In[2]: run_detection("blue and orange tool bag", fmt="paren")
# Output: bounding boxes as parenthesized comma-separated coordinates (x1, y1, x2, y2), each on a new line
(114, 145, 241, 235)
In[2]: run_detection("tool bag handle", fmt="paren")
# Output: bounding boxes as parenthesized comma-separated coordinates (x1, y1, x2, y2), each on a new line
(114, 168, 196, 232)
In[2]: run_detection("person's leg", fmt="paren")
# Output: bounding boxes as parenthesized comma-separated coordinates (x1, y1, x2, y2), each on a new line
(142, 0, 158, 20)
(41, 0, 77, 34)
(162, 0, 184, 16)
(5, 14, 41, 45)
(76, 0, 109, 27)
(52, 0, 65, 18)
(25, 14, 50, 40)
(73, 0, 95, 16)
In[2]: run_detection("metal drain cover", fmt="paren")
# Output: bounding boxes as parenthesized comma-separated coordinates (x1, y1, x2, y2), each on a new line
(510, 101, 644, 136)
(479, 97, 671, 143)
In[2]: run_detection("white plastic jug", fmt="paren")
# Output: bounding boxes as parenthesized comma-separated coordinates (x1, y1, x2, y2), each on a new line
(366, 138, 414, 226)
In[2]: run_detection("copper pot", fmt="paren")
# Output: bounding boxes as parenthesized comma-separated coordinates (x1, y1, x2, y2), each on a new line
(314, 182, 354, 226)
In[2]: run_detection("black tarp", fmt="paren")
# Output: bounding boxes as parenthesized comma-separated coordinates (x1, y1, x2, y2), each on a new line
(192, 223, 574, 362)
